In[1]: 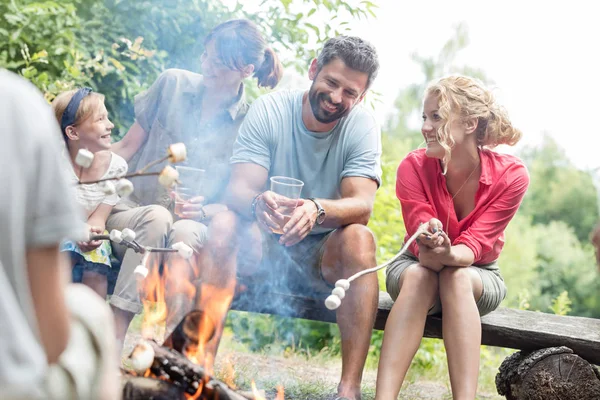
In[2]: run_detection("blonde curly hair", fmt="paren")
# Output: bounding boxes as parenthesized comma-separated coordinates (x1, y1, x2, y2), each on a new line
(425, 75, 522, 167)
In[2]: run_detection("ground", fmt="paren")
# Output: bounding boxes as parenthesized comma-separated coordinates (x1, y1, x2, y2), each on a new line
(123, 323, 503, 400)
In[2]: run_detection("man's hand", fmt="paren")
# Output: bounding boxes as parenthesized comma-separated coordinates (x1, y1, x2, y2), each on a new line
(78, 225, 103, 252)
(279, 200, 318, 246)
(254, 191, 305, 233)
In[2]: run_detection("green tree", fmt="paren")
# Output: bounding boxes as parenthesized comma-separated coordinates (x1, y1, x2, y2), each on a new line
(1, 0, 376, 136)
(519, 134, 600, 242)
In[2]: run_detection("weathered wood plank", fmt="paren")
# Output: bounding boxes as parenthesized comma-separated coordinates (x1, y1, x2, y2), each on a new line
(230, 290, 600, 365)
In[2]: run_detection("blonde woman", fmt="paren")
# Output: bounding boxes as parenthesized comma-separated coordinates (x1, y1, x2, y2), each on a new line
(376, 75, 530, 400)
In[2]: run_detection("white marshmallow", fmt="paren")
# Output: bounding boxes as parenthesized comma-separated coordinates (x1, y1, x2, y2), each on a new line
(115, 179, 134, 197)
(325, 294, 342, 310)
(75, 149, 94, 168)
(134, 264, 149, 278)
(168, 142, 187, 163)
(332, 287, 346, 299)
(109, 229, 123, 244)
(99, 181, 116, 195)
(171, 241, 193, 259)
(128, 340, 155, 374)
(121, 228, 136, 242)
(158, 165, 179, 188)
(335, 279, 350, 291)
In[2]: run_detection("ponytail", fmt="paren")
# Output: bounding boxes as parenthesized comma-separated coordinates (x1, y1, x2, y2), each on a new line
(254, 48, 283, 89)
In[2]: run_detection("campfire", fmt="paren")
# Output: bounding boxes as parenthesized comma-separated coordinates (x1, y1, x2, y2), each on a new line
(121, 257, 284, 399)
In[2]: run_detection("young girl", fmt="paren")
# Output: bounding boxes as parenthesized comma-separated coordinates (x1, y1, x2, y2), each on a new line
(52, 88, 128, 299)
(376, 75, 529, 400)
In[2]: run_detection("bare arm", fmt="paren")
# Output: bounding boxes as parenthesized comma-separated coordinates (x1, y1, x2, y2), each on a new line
(224, 163, 269, 218)
(279, 176, 377, 246)
(111, 122, 148, 162)
(315, 176, 378, 228)
(26, 245, 71, 364)
(87, 203, 113, 232)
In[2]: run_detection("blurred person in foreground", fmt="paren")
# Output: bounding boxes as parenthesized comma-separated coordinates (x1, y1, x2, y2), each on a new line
(0, 69, 118, 400)
(376, 75, 529, 400)
(202, 36, 382, 400)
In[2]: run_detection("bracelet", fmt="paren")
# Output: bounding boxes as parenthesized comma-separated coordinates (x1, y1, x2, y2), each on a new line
(250, 192, 263, 220)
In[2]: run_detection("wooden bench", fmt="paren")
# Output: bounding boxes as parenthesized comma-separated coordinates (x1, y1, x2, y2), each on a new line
(231, 289, 600, 365)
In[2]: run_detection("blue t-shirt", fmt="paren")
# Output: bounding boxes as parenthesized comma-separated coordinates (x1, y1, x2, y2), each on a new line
(230, 89, 382, 234)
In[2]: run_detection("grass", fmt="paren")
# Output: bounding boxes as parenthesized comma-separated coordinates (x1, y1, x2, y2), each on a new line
(124, 311, 507, 399)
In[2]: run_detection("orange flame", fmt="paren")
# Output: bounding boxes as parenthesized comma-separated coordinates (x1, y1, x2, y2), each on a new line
(184, 281, 235, 374)
(221, 355, 237, 389)
(276, 385, 285, 400)
(140, 258, 168, 340)
(251, 380, 266, 400)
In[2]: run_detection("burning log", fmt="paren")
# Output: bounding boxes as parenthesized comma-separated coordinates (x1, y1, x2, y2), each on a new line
(121, 375, 186, 400)
(125, 340, 253, 400)
(163, 309, 216, 355)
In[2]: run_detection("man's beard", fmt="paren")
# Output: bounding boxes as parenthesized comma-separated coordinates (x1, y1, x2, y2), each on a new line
(308, 82, 350, 124)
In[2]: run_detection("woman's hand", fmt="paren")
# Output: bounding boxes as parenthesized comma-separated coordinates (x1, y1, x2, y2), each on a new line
(78, 225, 103, 252)
(417, 229, 452, 272)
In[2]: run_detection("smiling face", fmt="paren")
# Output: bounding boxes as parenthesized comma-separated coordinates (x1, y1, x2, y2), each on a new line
(421, 93, 474, 160)
(307, 58, 368, 124)
(67, 101, 114, 152)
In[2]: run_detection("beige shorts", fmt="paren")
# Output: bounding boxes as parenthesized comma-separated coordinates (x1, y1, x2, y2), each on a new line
(385, 251, 506, 316)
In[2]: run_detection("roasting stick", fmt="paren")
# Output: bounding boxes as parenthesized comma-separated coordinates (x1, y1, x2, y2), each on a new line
(324, 224, 430, 310)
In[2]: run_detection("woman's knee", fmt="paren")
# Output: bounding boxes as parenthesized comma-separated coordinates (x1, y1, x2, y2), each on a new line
(399, 264, 439, 296)
(170, 219, 208, 249)
(139, 205, 173, 235)
(438, 266, 478, 299)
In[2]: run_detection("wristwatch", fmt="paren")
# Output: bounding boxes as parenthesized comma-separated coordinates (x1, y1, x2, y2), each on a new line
(308, 197, 326, 225)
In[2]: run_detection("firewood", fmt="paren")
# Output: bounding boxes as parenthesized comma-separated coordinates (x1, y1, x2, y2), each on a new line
(496, 346, 600, 400)
(126, 340, 254, 400)
(121, 375, 186, 399)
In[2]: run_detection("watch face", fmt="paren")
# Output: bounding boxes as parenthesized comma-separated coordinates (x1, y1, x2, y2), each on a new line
(317, 210, 326, 224)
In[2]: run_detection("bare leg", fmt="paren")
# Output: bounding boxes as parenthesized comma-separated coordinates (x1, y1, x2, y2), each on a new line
(321, 225, 379, 400)
(111, 306, 134, 359)
(196, 211, 259, 361)
(375, 264, 438, 400)
(438, 266, 483, 400)
(81, 270, 108, 299)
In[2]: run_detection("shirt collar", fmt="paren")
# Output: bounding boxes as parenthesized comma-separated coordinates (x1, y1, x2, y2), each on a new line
(194, 76, 247, 121)
(479, 148, 493, 185)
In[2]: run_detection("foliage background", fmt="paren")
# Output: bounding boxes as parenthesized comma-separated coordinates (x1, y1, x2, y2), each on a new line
(2, 0, 599, 390)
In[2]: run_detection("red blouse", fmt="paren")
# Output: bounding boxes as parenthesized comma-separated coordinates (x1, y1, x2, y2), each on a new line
(396, 148, 530, 265)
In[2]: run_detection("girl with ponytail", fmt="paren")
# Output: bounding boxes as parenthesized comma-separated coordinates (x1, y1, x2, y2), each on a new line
(376, 75, 529, 400)
(107, 19, 283, 354)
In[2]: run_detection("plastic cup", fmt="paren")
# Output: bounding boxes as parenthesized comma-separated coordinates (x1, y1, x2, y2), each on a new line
(269, 176, 304, 234)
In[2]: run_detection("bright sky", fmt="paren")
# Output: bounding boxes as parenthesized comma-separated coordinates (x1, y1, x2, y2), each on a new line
(346, 0, 600, 170)
(229, 0, 600, 170)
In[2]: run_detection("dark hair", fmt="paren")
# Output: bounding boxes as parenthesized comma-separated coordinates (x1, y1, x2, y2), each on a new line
(316, 36, 380, 89)
(205, 19, 283, 89)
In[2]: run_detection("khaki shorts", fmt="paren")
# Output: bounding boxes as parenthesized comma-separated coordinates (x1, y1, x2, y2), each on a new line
(385, 251, 506, 316)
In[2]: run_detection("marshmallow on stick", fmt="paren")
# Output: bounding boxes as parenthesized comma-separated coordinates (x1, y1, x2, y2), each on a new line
(324, 225, 429, 310)
(168, 142, 187, 163)
(75, 149, 94, 168)
(158, 165, 179, 188)
(115, 179, 134, 197)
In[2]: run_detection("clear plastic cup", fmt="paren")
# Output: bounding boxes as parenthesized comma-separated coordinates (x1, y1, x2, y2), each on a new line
(269, 176, 304, 234)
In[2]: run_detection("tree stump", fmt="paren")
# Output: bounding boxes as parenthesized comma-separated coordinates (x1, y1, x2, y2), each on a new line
(496, 346, 600, 400)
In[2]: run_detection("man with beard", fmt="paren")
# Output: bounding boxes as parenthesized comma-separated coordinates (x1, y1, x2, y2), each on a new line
(200, 36, 380, 400)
